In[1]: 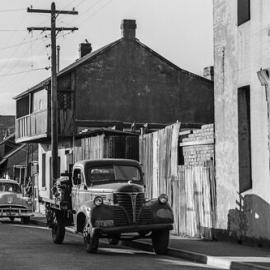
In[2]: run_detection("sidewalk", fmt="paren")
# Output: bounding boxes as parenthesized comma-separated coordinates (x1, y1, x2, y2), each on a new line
(127, 236, 270, 270)
(30, 215, 270, 270)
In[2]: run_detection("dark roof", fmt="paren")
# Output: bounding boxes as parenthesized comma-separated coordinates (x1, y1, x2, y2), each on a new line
(13, 39, 122, 99)
(0, 144, 26, 165)
(14, 37, 211, 100)
(0, 133, 15, 146)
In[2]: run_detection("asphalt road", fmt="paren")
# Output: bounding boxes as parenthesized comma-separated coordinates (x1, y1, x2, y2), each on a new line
(0, 218, 223, 270)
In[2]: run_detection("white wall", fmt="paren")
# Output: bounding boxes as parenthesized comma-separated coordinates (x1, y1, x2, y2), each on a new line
(38, 142, 72, 201)
(214, 0, 270, 240)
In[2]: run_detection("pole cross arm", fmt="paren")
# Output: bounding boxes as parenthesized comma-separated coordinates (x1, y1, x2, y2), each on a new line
(27, 7, 78, 15)
(27, 27, 78, 32)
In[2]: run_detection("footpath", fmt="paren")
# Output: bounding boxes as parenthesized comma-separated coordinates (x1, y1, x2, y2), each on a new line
(31, 214, 270, 270)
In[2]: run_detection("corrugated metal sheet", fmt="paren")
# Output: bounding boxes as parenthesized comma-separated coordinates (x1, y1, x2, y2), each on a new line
(139, 122, 216, 238)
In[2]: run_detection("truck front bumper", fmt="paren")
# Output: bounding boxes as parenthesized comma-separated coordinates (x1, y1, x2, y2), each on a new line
(94, 223, 173, 235)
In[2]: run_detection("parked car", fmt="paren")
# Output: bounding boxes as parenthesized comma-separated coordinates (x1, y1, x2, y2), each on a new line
(44, 159, 174, 254)
(0, 179, 33, 223)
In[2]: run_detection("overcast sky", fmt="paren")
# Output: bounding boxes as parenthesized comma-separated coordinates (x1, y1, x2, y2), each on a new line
(0, 0, 213, 115)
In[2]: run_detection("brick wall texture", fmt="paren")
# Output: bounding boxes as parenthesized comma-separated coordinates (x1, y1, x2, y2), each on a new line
(180, 124, 214, 166)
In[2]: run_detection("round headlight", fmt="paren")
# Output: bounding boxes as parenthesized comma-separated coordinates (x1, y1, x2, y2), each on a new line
(94, 196, 103, 206)
(158, 194, 168, 204)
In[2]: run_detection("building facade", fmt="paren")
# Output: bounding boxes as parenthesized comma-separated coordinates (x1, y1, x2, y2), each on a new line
(214, 0, 270, 241)
(14, 19, 214, 145)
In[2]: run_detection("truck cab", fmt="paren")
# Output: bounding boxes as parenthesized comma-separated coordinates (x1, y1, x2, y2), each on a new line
(46, 159, 174, 254)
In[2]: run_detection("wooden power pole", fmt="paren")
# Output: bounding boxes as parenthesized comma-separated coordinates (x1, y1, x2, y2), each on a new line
(27, 2, 78, 197)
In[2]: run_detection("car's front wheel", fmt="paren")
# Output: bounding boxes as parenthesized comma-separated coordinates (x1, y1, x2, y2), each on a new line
(151, 229, 169, 255)
(83, 223, 99, 253)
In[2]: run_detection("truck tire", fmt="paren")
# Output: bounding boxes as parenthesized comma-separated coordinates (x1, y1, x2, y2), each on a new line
(52, 214, 65, 244)
(21, 217, 30, 224)
(83, 223, 99, 253)
(9, 217, 15, 222)
(151, 229, 169, 255)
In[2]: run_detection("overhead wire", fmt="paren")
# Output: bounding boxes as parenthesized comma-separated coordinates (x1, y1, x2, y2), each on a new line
(76, 0, 113, 27)
(0, 8, 25, 13)
(0, 67, 50, 77)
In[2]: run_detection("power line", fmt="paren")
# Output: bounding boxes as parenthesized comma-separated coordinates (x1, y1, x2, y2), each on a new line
(0, 29, 26, 32)
(0, 8, 24, 13)
(0, 35, 49, 50)
(76, 0, 112, 26)
(0, 67, 49, 77)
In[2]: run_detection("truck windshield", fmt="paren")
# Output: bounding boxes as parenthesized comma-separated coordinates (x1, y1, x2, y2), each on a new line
(0, 182, 21, 193)
(86, 165, 142, 185)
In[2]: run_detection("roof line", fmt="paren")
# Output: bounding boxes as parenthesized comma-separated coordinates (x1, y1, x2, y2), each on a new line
(14, 37, 212, 100)
(0, 144, 26, 164)
(13, 39, 122, 100)
(135, 39, 213, 83)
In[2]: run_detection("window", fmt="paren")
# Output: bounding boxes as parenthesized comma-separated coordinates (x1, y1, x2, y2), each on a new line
(73, 169, 82, 185)
(42, 154, 46, 188)
(14, 166, 26, 184)
(0, 182, 21, 193)
(16, 96, 29, 118)
(86, 165, 142, 186)
(238, 0, 250, 26)
(238, 86, 252, 192)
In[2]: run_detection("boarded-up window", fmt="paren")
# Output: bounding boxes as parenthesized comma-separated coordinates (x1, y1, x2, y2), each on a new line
(42, 154, 46, 187)
(238, 86, 252, 192)
(238, 0, 250, 26)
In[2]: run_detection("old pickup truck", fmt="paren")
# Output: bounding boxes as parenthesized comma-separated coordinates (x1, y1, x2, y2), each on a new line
(44, 159, 174, 254)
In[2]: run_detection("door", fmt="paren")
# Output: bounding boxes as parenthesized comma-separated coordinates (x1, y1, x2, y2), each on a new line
(71, 168, 82, 224)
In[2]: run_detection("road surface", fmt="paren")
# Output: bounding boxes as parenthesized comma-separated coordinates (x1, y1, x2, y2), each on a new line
(0, 219, 223, 270)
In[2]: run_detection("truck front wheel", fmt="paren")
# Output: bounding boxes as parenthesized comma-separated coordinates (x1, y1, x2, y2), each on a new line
(151, 229, 169, 255)
(83, 223, 99, 253)
(51, 213, 65, 244)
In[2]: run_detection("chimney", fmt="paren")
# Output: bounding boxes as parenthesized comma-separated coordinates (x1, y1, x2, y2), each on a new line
(203, 66, 214, 81)
(79, 41, 92, 57)
(121, 19, 136, 40)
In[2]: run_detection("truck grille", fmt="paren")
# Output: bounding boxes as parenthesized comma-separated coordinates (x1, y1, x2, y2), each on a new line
(114, 193, 147, 224)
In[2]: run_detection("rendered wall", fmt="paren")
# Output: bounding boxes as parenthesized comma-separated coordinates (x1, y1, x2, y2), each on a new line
(214, 0, 270, 241)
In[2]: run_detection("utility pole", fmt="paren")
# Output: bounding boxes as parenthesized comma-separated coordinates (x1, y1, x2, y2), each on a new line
(27, 2, 78, 198)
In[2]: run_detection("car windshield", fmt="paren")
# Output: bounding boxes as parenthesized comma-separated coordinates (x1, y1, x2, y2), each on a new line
(86, 165, 142, 185)
(0, 182, 21, 193)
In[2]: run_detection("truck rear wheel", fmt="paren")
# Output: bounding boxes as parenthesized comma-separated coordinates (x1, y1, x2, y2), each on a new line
(151, 229, 169, 255)
(51, 213, 65, 244)
(83, 223, 99, 253)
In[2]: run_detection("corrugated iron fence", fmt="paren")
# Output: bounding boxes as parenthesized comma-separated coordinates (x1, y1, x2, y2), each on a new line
(139, 123, 216, 238)
(171, 165, 216, 238)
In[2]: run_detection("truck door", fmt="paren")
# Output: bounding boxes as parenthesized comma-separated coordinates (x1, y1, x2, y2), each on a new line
(71, 168, 82, 224)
